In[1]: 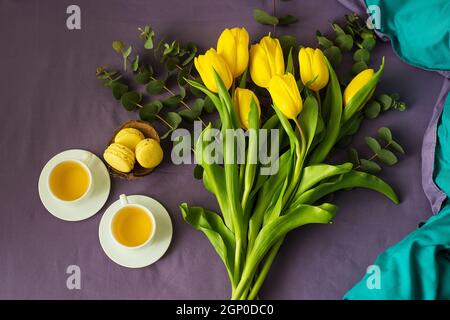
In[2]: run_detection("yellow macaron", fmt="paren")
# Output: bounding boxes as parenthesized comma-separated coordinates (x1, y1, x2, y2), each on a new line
(114, 128, 145, 151)
(103, 143, 136, 173)
(135, 138, 163, 169)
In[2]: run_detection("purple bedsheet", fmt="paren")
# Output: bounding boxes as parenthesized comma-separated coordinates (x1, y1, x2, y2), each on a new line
(0, 0, 445, 299)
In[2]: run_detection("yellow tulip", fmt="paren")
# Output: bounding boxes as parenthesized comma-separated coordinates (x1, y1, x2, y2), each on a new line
(233, 88, 261, 129)
(268, 73, 302, 119)
(217, 27, 249, 78)
(343, 68, 374, 105)
(194, 48, 233, 93)
(299, 47, 329, 91)
(249, 35, 285, 88)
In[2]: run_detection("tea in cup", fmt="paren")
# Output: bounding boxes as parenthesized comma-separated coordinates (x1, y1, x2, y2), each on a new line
(48, 152, 93, 203)
(110, 194, 156, 249)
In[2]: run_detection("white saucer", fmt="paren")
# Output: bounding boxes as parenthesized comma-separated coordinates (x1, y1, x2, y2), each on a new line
(99, 195, 173, 268)
(38, 149, 111, 221)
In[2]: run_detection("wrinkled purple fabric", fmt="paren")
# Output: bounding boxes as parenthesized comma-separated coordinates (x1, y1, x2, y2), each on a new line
(0, 0, 444, 299)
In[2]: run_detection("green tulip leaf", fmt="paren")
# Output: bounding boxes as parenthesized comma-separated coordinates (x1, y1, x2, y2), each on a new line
(286, 48, 295, 76)
(308, 58, 342, 164)
(297, 163, 353, 195)
(292, 170, 399, 207)
(180, 204, 236, 285)
(278, 35, 297, 55)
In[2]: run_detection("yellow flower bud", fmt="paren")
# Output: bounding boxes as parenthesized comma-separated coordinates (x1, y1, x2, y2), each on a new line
(217, 27, 249, 78)
(233, 88, 261, 129)
(194, 48, 233, 93)
(299, 47, 329, 91)
(343, 68, 375, 105)
(249, 35, 285, 88)
(268, 73, 303, 119)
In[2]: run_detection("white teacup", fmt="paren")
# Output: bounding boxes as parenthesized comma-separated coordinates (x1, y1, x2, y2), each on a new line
(110, 194, 156, 249)
(47, 152, 93, 204)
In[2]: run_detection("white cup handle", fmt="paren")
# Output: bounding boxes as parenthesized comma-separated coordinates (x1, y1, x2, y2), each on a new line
(119, 194, 128, 206)
(80, 151, 94, 168)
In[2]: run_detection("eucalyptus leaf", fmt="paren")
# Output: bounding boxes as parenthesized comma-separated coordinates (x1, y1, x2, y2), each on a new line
(112, 40, 125, 53)
(364, 100, 381, 119)
(378, 127, 392, 142)
(348, 148, 359, 166)
(324, 46, 342, 68)
(352, 61, 368, 74)
(146, 80, 165, 95)
(360, 159, 381, 173)
(193, 164, 204, 180)
(131, 55, 139, 72)
(365, 136, 381, 152)
(123, 46, 132, 58)
(135, 70, 152, 85)
(111, 82, 128, 100)
(253, 8, 279, 25)
(377, 149, 398, 165)
(377, 94, 393, 111)
(317, 35, 333, 48)
(177, 66, 191, 86)
(361, 37, 376, 50)
(389, 140, 405, 155)
(278, 15, 298, 25)
(353, 48, 370, 63)
(204, 96, 216, 113)
(139, 101, 163, 122)
(335, 34, 353, 51)
(120, 91, 141, 111)
(163, 95, 182, 108)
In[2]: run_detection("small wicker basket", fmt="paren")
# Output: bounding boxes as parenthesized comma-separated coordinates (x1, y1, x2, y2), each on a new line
(106, 120, 160, 180)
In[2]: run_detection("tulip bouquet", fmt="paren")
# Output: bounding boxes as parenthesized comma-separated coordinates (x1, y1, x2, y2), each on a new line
(180, 27, 399, 300)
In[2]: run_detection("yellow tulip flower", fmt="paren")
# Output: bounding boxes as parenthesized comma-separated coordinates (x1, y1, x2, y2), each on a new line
(343, 68, 374, 105)
(194, 48, 233, 93)
(268, 73, 303, 119)
(299, 47, 329, 91)
(249, 35, 285, 88)
(217, 27, 249, 78)
(233, 88, 261, 129)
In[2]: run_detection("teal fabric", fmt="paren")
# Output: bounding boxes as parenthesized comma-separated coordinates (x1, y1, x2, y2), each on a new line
(365, 0, 450, 71)
(345, 0, 450, 299)
(345, 94, 450, 300)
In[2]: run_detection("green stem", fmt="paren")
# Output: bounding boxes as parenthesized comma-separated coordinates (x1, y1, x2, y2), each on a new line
(247, 237, 283, 300)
